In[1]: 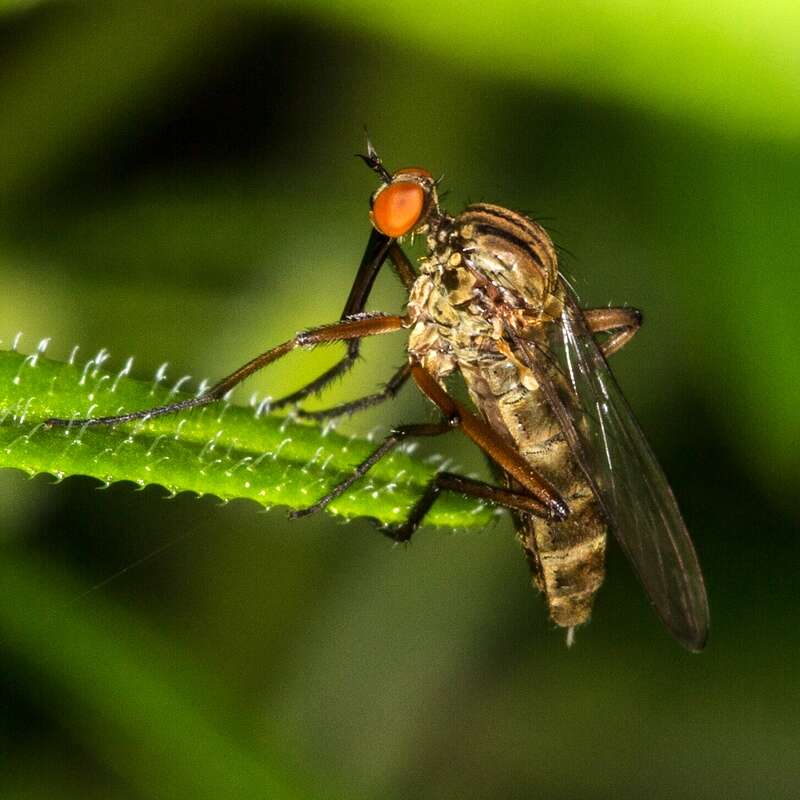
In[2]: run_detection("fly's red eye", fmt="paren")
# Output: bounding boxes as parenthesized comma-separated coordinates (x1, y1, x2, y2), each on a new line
(371, 181, 425, 238)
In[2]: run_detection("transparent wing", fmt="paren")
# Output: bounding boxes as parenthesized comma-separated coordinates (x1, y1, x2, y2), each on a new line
(529, 287, 709, 650)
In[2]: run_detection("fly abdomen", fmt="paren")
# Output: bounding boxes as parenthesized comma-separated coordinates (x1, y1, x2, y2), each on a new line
(518, 502, 606, 629)
(460, 358, 608, 630)
(507, 389, 607, 629)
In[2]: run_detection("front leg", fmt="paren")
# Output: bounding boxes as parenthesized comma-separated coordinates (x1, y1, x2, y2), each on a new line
(44, 314, 407, 428)
(583, 306, 642, 357)
(293, 362, 411, 422)
(270, 237, 417, 410)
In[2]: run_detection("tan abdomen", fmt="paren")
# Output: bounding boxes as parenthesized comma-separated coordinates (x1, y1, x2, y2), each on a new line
(461, 359, 607, 629)
(518, 506, 606, 629)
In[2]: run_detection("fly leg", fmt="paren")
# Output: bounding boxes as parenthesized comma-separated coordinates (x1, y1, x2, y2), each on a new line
(268, 338, 361, 411)
(288, 419, 456, 519)
(291, 361, 570, 527)
(289, 419, 562, 533)
(293, 362, 411, 422)
(270, 237, 417, 410)
(385, 241, 418, 288)
(410, 364, 569, 521)
(43, 314, 407, 428)
(583, 307, 642, 357)
(383, 472, 560, 543)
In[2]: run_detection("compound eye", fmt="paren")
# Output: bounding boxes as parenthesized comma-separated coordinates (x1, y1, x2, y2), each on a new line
(371, 181, 425, 237)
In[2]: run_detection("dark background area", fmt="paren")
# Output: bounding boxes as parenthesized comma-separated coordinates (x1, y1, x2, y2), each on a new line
(0, 3, 798, 798)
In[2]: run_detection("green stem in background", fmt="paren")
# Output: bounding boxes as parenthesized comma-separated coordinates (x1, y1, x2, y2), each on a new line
(0, 348, 493, 528)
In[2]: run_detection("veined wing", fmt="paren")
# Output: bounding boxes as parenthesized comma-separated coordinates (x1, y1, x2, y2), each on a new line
(517, 285, 709, 651)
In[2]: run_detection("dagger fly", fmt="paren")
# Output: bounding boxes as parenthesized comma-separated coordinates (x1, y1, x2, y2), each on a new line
(44, 140, 710, 651)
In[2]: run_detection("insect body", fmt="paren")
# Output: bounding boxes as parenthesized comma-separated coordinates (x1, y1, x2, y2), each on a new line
(45, 142, 709, 650)
(407, 205, 607, 631)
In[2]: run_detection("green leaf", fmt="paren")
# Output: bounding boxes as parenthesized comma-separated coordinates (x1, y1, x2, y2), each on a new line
(0, 348, 493, 528)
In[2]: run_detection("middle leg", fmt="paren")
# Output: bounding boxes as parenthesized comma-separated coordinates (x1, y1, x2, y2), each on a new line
(290, 362, 570, 532)
(289, 420, 563, 528)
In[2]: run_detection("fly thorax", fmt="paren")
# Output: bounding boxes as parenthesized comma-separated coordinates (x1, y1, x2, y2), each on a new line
(407, 262, 493, 377)
(463, 245, 546, 313)
(415, 259, 491, 328)
(440, 253, 478, 306)
(454, 204, 560, 313)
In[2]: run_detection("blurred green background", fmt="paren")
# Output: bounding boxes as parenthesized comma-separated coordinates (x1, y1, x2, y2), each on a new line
(1, 2, 799, 798)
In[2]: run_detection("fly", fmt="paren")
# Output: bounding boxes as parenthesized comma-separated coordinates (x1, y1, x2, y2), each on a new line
(44, 139, 709, 651)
